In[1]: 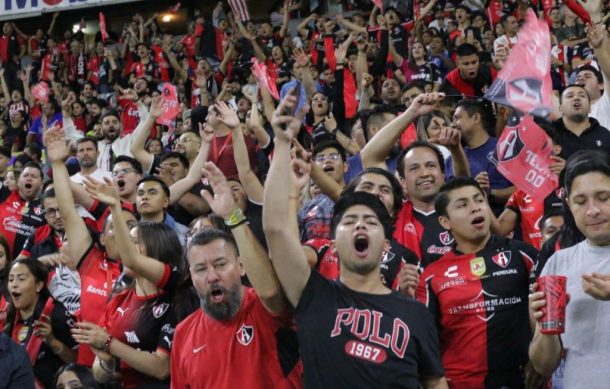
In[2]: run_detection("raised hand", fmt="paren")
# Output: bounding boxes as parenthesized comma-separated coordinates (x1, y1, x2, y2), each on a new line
(474, 171, 490, 193)
(397, 264, 420, 297)
(82, 176, 120, 207)
(33, 314, 55, 343)
(200, 162, 237, 219)
(576, 0, 602, 16)
(242, 85, 258, 103)
(215, 101, 241, 129)
(431, 127, 462, 150)
(290, 157, 311, 193)
(122, 88, 138, 101)
(586, 22, 606, 49)
(324, 113, 337, 132)
(149, 95, 163, 118)
(407, 92, 445, 118)
(199, 122, 215, 143)
(271, 89, 309, 142)
(71, 322, 110, 350)
(43, 124, 70, 163)
(549, 155, 566, 175)
(335, 41, 349, 64)
(292, 47, 310, 67)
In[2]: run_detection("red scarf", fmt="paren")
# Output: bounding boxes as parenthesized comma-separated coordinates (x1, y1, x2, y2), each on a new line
(393, 201, 425, 260)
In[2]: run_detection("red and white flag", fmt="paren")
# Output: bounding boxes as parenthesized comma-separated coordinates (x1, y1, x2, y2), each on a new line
(99, 12, 109, 42)
(564, 0, 591, 24)
(372, 0, 383, 11)
(251, 59, 279, 100)
(490, 114, 558, 199)
(32, 82, 50, 103)
(484, 9, 553, 117)
(228, 0, 250, 22)
(157, 83, 180, 126)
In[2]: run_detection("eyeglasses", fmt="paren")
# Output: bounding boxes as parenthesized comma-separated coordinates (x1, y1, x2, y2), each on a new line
(111, 168, 136, 177)
(44, 208, 61, 217)
(313, 153, 341, 163)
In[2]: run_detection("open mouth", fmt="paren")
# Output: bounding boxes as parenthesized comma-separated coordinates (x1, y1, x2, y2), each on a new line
(209, 286, 225, 303)
(472, 216, 486, 228)
(24, 183, 32, 190)
(417, 179, 434, 189)
(354, 235, 369, 257)
(11, 292, 22, 303)
(323, 165, 335, 174)
(117, 180, 126, 190)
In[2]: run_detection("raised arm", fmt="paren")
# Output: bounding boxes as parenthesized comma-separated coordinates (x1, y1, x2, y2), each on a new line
(130, 95, 163, 173)
(0, 69, 9, 104)
(292, 47, 315, 99)
(202, 162, 287, 313)
(279, 2, 291, 38)
(586, 23, 610, 97)
(361, 93, 445, 169)
(263, 92, 311, 307)
(297, 14, 317, 39)
(44, 125, 92, 269)
(169, 124, 212, 205)
(82, 177, 166, 285)
(18, 66, 35, 107)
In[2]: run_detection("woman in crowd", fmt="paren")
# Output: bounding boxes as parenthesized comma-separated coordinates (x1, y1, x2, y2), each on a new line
(0, 234, 12, 328)
(416, 110, 452, 160)
(55, 363, 99, 389)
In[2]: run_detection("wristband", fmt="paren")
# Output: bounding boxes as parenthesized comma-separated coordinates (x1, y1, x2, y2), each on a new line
(100, 358, 116, 374)
(224, 208, 247, 228)
(102, 334, 113, 353)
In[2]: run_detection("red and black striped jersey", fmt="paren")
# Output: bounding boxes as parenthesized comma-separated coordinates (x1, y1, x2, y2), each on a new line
(417, 236, 538, 388)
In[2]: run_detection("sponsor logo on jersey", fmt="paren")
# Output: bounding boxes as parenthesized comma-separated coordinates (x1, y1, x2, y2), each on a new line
(492, 268, 518, 277)
(448, 289, 523, 322)
(125, 331, 140, 344)
(439, 231, 454, 246)
(161, 323, 175, 335)
(117, 307, 129, 317)
(331, 308, 410, 360)
(492, 251, 512, 268)
(236, 324, 254, 346)
(444, 265, 458, 278)
(86, 284, 108, 297)
(12, 202, 19, 209)
(470, 257, 486, 277)
(152, 303, 170, 319)
(439, 277, 466, 291)
(427, 245, 452, 255)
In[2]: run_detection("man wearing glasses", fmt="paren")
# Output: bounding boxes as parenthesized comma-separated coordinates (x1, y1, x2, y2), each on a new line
(298, 140, 348, 242)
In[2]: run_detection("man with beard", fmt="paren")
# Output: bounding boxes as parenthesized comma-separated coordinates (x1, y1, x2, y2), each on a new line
(64, 92, 158, 172)
(0, 162, 46, 256)
(263, 93, 447, 387)
(70, 137, 111, 184)
(417, 177, 538, 388)
(171, 163, 301, 389)
(552, 84, 610, 160)
(440, 43, 497, 97)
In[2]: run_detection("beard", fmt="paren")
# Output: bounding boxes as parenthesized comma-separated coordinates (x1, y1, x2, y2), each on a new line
(79, 157, 96, 169)
(200, 283, 242, 321)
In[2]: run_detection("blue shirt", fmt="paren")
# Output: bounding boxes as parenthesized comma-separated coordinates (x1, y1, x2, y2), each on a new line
(0, 333, 35, 389)
(445, 136, 512, 189)
(345, 153, 399, 185)
(28, 112, 63, 138)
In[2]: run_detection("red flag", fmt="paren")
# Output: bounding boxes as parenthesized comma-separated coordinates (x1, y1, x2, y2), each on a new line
(32, 82, 50, 103)
(490, 114, 558, 199)
(228, 0, 250, 22)
(157, 84, 180, 126)
(564, 0, 592, 24)
(541, 0, 554, 25)
(251, 59, 279, 100)
(487, 0, 504, 26)
(169, 2, 181, 12)
(372, 0, 383, 11)
(99, 12, 109, 42)
(484, 9, 553, 117)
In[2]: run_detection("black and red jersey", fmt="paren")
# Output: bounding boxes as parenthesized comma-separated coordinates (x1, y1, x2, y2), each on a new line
(505, 189, 544, 249)
(305, 238, 418, 290)
(393, 200, 454, 268)
(296, 270, 444, 387)
(99, 264, 178, 388)
(118, 97, 141, 137)
(0, 191, 46, 257)
(19, 224, 61, 259)
(417, 236, 538, 388)
(151, 45, 172, 82)
(171, 288, 302, 389)
(77, 243, 121, 366)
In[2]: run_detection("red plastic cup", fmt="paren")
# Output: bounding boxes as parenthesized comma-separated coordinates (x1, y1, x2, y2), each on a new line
(538, 275, 568, 334)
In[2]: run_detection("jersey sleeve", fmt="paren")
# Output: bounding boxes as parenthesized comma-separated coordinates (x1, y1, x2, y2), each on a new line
(156, 319, 175, 354)
(515, 240, 538, 274)
(51, 303, 78, 349)
(505, 191, 520, 213)
(155, 264, 180, 293)
(19, 236, 34, 258)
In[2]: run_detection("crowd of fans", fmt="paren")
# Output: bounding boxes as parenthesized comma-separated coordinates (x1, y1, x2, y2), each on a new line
(0, 0, 609, 387)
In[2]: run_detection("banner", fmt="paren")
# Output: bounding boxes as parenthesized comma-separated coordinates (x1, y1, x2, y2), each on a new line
(157, 83, 180, 127)
(489, 114, 558, 199)
(32, 82, 50, 103)
(99, 12, 109, 42)
(484, 9, 553, 117)
(1, 0, 145, 21)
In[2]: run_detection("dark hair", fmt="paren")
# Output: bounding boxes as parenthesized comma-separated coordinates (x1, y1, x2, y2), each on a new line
(187, 228, 240, 257)
(113, 155, 143, 175)
(500, 13, 515, 26)
(575, 65, 604, 85)
(456, 98, 493, 131)
(101, 109, 121, 122)
(455, 4, 471, 14)
(396, 140, 445, 178)
(312, 140, 347, 162)
(342, 167, 404, 217)
(0, 145, 10, 159)
(136, 222, 183, 267)
(435, 176, 485, 217)
(161, 152, 190, 170)
(24, 143, 42, 161)
(0, 233, 13, 303)
(3, 258, 50, 335)
(137, 176, 171, 198)
(332, 192, 394, 239)
(54, 363, 99, 389)
(22, 161, 43, 178)
(560, 84, 591, 103)
(416, 110, 449, 141)
(401, 81, 426, 94)
(564, 150, 610, 195)
(456, 43, 478, 57)
(41, 187, 56, 203)
(76, 136, 99, 150)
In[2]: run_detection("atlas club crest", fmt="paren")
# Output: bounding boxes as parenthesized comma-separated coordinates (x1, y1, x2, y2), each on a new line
(236, 324, 254, 346)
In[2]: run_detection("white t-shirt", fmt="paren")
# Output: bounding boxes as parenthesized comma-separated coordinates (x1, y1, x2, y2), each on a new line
(541, 240, 610, 389)
(590, 91, 610, 131)
(71, 168, 112, 218)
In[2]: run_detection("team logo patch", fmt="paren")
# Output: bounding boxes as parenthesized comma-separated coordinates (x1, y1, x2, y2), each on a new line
(152, 303, 170, 318)
(381, 250, 395, 264)
(492, 251, 512, 268)
(470, 257, 486, 277)
(236, 324, 254, 346)
(439, 231, 454, 246)
(496, 126, 525, 162)
(33, 206, 42, 216)
(18, 326, 29, 342)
